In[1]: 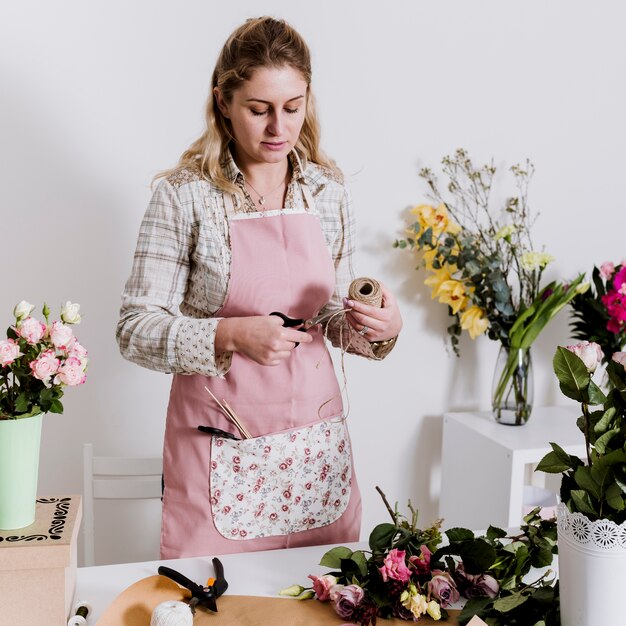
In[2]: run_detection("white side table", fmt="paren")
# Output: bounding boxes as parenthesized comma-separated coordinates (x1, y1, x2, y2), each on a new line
(440, 406, 586, 529)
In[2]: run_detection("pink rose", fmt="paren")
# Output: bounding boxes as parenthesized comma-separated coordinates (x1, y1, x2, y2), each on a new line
(69, 341, 88, 361)
(308, 574, 338, 602)
(427, 570, 460, 607)
(16, 317, 46, 344)
(600, 261, 615, 280)
(55, 357, 87, 386)
(612, 352, 626, 368)
(0, 338, 22, 367)
(379, 548, 412, 583)
(49, 321, 75, 350)
(566, 341, 603, 373)
(29, 350, 60, 384)
(453, 563, 499, 600)
(408, 545, 432, 575)
(332, 585, 364, 621)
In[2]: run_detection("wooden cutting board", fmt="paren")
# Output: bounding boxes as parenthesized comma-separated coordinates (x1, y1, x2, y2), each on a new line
(97, 575, 465, 625)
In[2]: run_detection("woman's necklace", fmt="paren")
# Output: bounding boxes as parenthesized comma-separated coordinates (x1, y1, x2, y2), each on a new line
(245, 173, 288, 207)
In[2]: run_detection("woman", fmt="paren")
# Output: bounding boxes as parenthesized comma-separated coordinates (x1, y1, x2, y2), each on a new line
(117, 16, 402, 559)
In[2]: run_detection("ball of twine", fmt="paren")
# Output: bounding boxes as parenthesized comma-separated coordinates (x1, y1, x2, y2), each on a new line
(150, 601, 193, 626)
(348, 277, 383, 308)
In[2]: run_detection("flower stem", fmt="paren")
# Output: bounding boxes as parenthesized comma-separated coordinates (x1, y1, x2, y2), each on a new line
(582, 402, 592, 466)
(376, 486, 398, 525)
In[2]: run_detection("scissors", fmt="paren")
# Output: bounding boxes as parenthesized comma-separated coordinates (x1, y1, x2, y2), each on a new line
(158, 557, 228, 613)
(270, 309, 350, 347)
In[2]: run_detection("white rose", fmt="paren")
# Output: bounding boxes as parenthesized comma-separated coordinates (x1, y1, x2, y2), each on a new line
(60, 301, 81, 325)
(567, 341, 603, 373)
(13, 300, 34, 322)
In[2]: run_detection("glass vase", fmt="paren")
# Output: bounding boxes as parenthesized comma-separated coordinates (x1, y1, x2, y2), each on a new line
(491, 346, 534, 426)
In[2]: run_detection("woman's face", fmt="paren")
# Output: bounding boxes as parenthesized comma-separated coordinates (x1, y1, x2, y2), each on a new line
(215, 65, 308, 169)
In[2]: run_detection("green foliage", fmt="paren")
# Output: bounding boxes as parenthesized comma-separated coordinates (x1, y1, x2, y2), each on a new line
(537, 348, 626, 523)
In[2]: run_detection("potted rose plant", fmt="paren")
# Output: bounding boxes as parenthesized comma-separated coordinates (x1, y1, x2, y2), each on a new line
(537, 343, 626, 626)
(0, 301, 87, 529)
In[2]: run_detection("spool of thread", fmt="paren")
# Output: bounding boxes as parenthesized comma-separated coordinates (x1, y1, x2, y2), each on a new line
(150, 601, 193, 626)
(348, 277, 383, 308)
(67, 601, 92, 626)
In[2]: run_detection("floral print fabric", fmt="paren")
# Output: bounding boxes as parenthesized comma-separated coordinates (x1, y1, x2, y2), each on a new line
(210, 418, 352, 540)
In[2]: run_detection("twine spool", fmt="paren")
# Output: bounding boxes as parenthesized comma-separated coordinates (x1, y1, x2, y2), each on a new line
(150, 601, 193, 626)
(67, 601, 92, 626)
(348, 277, 383, 308)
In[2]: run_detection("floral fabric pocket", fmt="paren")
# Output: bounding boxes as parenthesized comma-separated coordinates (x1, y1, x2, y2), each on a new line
(209, 418, 352, 540)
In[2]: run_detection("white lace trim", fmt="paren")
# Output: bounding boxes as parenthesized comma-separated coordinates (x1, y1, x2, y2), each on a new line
(557, 503, 626, 550)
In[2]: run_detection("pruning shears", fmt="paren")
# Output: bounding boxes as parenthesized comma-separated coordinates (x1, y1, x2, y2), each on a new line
(158, 557, 228, 614)
(270, 309, 349, 346)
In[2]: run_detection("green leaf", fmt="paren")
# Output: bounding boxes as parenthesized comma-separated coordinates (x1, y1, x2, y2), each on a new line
(486, 525, 507, 541)
(493, 591, 529, 613)
(15, 392, 29, 413)
(594, 407, 617, 434)
(574, 466, 601, 499)
(587, 380, 607, 406)
(570, 490, 598, 516)
(350, 550, 368, 577)
(319, 546, 353, 568)
(594, 428, 620, 454)
(446, 527, 475, 542)
(605, 483, 625, 511)
(536, 445, 573, 473)
(49, 399, 63, 414)
(368, 523, 397, 553)
(553, 346, 591, 397)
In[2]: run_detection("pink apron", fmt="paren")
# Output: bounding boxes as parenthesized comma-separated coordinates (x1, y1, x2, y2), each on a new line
(160, 183, 362, 559)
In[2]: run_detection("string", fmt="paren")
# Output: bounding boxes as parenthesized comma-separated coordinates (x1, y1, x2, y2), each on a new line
(150, 600, 193, 626)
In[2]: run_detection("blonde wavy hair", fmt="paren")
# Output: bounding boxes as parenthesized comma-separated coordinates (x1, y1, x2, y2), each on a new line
(157, 17, 341, 193)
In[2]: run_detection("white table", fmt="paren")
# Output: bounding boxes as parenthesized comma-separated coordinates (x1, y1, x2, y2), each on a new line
(75, 542, 364, 622)
(439, 406, 586, 529)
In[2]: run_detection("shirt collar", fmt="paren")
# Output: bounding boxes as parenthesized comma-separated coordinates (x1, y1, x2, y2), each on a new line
(221, 145, 307, 184)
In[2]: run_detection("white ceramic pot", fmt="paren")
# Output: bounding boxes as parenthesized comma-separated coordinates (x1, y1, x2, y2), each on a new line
(557, 503, 626, 625)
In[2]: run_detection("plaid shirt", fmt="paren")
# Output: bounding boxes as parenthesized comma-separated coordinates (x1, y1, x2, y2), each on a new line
(116, 150, 388, 377)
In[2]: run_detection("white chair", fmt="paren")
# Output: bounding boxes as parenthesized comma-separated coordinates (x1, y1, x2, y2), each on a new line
(82, 443, 163, 566)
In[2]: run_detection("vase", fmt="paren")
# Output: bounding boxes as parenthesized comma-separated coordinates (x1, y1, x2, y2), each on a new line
(0, 413, 43, 529)
(491, 345, 533, 425)
(557, 503, 626, 625)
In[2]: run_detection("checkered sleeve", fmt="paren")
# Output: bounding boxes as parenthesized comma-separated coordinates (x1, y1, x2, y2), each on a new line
(116, 180, 232, 376)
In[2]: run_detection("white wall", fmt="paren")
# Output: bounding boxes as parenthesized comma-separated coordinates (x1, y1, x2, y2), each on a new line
(2, 0, 624, 565)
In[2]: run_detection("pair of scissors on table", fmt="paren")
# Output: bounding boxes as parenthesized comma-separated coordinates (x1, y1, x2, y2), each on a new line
(270, 308, 349, 346)
(158, 557, 228, 614)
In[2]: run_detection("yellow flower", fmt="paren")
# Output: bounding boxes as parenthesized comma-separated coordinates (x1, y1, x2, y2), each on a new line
(438, 280, 469, 315)
(495, 224, 516, 240)
(424, 267, 453, 299)
(460, 306, 490, 339)
(411, 203, 460, 237)
(520, 251, 554, 271)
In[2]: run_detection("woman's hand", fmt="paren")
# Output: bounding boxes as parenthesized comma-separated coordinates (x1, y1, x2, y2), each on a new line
(344, 283, 403, 343)
(216, 315, 313, 366)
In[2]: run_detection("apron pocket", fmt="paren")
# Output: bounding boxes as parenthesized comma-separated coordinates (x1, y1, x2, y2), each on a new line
(209, 418, 352, 540)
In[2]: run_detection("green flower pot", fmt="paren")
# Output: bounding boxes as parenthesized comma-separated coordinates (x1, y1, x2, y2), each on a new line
(0, 413, 43, 529)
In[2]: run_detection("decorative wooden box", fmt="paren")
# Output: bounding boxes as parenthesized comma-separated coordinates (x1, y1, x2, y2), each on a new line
(0, 496, 82, 626)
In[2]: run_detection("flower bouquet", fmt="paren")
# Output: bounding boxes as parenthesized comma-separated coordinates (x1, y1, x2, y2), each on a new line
(569, 261, 626, 366)
(0, 300, 88, 529)
(536, 344, 626, 624)
(0, 300, 87, 419)
(394, 149, 585, 424)
(282, 488, 559, 625)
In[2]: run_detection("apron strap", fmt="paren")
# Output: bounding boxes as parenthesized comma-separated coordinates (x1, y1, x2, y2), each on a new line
(300, 181, 316, 213)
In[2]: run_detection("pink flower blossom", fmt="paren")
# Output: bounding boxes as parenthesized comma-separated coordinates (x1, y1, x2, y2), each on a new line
(0, 338, 22, 367)
(427, 570, 460, 607)
(566, 341, 603, 373)
(332, 585, 364, 621)
(600, 261, 616, 280)
(612, 352, 626, 368)
(55, 357, 87, 386)
(613, 266, 626, 292)
(29, 350, 60, 385)
(16, 317, 46, 344)
(68, 341, 88, 361)
(379, 548, 412, 583)
(308, 574, 338, 602)
(49, 321, 75, 350)
(408, 545, 432, 575)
